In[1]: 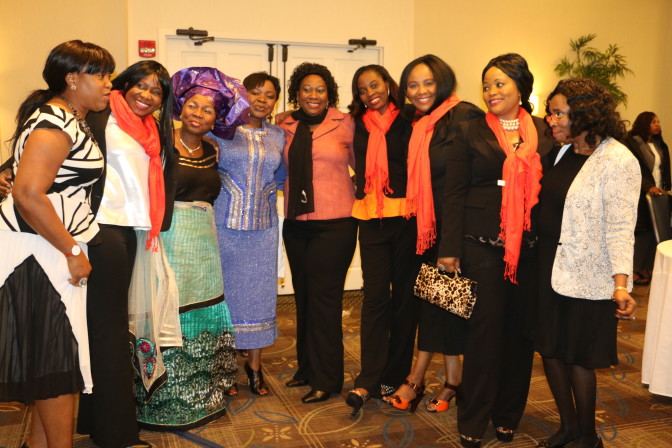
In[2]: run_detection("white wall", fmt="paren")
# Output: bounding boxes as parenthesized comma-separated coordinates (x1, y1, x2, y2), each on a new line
(0, 1, 127, 161)
(126, 0, 415, 95)
(413, 0, 671, 127)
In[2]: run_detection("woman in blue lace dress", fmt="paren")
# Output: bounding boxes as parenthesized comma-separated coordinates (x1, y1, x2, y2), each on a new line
(213, 72, 286, 396)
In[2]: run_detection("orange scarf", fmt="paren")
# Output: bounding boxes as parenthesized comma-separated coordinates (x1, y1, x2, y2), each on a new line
(361, 103, 399, 218)
(406, 94, 461, 254)
(485, 107, 542, 283)
(109, 90, 165, 251)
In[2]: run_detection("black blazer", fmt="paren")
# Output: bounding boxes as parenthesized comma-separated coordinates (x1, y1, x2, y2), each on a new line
(440, 115, 554, 258)
(86, 108, 176, 231)
(424, 102, 485, 251)
(623, 134, 671, 231)
(353, 113, 412, 199)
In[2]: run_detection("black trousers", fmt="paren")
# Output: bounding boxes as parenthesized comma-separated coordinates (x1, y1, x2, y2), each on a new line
(77, 225, 140, 448)
(457, 241, 536, 439)
(354, 217, 421, 393)
(282, 218, 357, 392)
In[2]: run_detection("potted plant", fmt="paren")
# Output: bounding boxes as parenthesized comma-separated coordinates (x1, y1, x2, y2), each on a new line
(555, 34, 633, 106)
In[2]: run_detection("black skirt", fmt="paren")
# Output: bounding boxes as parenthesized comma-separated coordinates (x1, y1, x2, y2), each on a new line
(0, 255, 83, 404)
(535, 236, 619, 370)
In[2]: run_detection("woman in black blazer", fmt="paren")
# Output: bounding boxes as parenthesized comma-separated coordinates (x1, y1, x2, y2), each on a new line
(440, 54, 552, 447)
(623, 112, 670, 284)
(383, 55, 483, 414)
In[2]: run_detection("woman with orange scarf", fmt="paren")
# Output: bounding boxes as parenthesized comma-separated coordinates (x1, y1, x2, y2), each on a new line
(383, 55, 483, 413)
(440, 54, 552, 448)
(346, 65, 419, 416)
(76, 61, 176, 448)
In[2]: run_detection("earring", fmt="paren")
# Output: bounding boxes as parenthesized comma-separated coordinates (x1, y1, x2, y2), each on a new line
(71, 85, 77, 91)
(211, 125, 215, 130)
(387, 88, 390, 95)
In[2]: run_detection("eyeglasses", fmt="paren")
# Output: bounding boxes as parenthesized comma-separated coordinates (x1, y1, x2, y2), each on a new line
(546, 111, 568, 124)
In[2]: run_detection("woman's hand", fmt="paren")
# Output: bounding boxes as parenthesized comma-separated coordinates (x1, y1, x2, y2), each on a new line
(0, 168, 12, 199)
(648, 186, 666, 196)
(274, 110, 293, 125)
(613, 288, 637, 320)
(66, 251, 92, 287)
(437, 257, 460, 274)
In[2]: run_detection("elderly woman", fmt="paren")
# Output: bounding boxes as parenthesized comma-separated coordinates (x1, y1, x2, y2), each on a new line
(213, 72, 286, 396)
(280, 62, 357, 404)
(536, 78, 638, 448)
(0, 40, 114, 448)
(383, 55, 483, 414)
(623, 112, 670, 285)
(76, 61, 176, 448)
(133, 67, 246, 429)
(439, 54, 553, 447)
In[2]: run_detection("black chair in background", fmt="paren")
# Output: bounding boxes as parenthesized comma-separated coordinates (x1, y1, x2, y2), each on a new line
(646, 192, 672, 243)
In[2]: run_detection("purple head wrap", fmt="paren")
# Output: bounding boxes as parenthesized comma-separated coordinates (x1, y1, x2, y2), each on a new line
(171, 67, 249, 140)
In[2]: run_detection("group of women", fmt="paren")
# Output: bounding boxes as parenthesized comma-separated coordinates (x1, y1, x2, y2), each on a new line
(0, 38, 642, 448)
(274, 54, 639, 448)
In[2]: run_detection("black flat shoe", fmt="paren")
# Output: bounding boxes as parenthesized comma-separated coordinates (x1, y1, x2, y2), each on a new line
(459, 434, 482, 448)
(345, 389, 369, 416)
(301, 389, 331, 403)
(537, 438, 574, 447)
(286, 378, 309, 388)
(495, 427, 515, 443)
(244, 362, 269, 396)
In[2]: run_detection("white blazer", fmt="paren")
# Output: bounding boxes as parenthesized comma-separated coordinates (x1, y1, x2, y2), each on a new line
(552, 137, 641, 300)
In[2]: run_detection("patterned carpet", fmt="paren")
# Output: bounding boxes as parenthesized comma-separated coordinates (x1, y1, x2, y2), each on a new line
(1, 285, 672, 448)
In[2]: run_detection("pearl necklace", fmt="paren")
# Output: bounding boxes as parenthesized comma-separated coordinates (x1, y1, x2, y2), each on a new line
(56, 95, 97, 146)
(499, 118, 519, 131)
(179, 130, 201, 156)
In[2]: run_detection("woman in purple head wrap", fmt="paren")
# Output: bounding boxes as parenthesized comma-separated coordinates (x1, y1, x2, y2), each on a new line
(134, 67, 248, 430)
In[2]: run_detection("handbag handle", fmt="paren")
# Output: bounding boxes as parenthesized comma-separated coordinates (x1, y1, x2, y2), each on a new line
(435, 263, 460, 279)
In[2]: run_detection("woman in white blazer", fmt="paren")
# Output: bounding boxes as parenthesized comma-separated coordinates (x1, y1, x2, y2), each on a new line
(535, 78, 638, 448)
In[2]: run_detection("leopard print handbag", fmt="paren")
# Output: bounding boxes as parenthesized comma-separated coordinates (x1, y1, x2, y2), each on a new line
(414, 263, 477, 319)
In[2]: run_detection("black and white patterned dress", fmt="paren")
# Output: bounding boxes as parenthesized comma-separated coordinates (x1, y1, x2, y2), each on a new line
(0, 104, 104, 404)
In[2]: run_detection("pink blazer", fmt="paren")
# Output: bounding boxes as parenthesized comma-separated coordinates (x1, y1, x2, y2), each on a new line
(280, 107, 355, 220)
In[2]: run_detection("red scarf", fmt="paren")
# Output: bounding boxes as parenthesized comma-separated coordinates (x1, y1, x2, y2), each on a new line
(361, 103, 399, 218)
(109, 90, 165, 251)
(485, 107, 542, 283)
(406, 94, 461, 254)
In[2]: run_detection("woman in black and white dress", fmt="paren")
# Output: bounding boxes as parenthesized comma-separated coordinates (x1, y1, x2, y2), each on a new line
(0, 40, 114, 448)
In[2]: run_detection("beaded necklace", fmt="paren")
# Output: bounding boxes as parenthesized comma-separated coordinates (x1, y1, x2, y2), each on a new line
(499, 117, 520, 131)
(56, 95, 97, 146)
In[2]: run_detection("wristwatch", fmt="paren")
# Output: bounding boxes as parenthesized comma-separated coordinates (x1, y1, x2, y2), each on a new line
(64, 245, 81, 257)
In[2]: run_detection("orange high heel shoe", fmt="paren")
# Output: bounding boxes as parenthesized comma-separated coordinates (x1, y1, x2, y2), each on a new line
(427, 382, 459, 413)
(387, 379, 425, 412)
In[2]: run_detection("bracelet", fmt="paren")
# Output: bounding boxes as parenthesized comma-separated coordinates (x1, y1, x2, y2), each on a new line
(612, 286, 628, 300)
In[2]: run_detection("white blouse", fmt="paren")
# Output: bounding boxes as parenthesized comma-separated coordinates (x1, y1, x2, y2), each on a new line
(96, 113, 152, 229)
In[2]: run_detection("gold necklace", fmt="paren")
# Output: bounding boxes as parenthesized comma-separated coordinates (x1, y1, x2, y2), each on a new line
(178, 130, 201, 156)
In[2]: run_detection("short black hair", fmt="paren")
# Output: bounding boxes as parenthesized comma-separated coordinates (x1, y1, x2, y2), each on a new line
(482, 53, 534, 113)
(348, 64, 400, 118)
(545, 78, 626, 146)
(243, 72, 281, 98)
(287, 62, 338, 109)
(399, 54, 456, 119)
(11, 40, 115, 153)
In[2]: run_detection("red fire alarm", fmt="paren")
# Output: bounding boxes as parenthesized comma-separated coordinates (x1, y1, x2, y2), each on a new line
(138, 40, 156, 58)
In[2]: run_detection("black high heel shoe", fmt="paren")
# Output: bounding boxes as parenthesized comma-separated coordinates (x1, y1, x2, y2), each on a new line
(459, 434, 482, 448)
(495, 427, 515, 443)
(244, 362, 268, 396)
(345, 389, 369, 416)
